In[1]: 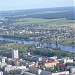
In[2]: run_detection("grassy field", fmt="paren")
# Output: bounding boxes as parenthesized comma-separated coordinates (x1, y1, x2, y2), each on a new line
(60, 38, 75, 46)
(1, 43, 30, 50)
(12, 18, 75, 27)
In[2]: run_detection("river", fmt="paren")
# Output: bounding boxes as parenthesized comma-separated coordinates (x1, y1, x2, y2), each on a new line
(0, 37, 75, 53)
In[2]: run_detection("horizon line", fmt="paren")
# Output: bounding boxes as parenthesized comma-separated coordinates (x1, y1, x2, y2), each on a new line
(0, 6, 74, 12)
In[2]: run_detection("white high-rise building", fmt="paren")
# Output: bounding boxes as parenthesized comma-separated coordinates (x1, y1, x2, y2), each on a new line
(12, 49, 19, 59)
(0, 71, 3, 75)
(1, 57, 5, 63)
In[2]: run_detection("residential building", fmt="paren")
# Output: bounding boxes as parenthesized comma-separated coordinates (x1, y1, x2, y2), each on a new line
(5, 65, 26, 72)
(44, 60, 59, 68)
(61, 57, 73, 64)
(12, 49, 19, 60)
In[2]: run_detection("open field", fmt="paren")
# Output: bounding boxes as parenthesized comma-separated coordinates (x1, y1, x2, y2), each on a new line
(12, 18, 75, 27)
(60, 38, 75, 46)
(69, 24, 75, 29)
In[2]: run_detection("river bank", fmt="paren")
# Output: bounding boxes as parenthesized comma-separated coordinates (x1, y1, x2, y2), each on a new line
(0, 37, 75, 53)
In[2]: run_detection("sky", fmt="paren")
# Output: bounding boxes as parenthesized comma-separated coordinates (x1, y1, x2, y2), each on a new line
(0, 0, 74, 11)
